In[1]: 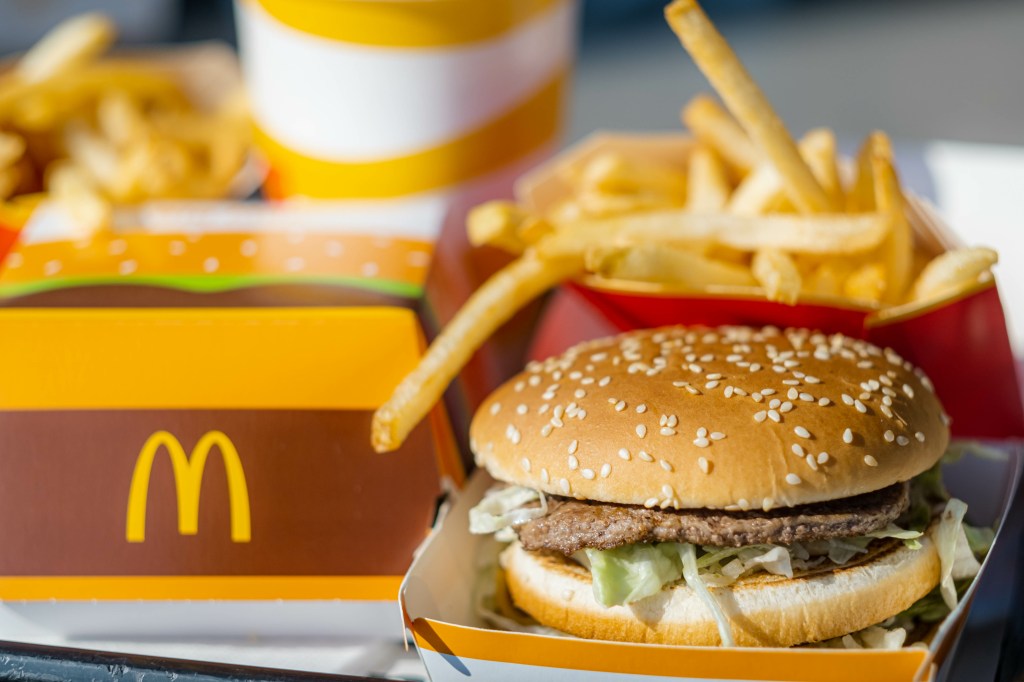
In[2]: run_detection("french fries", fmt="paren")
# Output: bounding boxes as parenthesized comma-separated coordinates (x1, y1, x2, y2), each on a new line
(0, 13, 251, 235)
(370, 0, 1000, 452)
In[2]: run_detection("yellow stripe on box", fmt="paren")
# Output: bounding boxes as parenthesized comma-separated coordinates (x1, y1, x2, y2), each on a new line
(0, 576, 401, 601)
(0, 308, 422, 410)
(257, 72, 565, 199)
(252, 0, 563, 48)
(411, 619, 929, 682)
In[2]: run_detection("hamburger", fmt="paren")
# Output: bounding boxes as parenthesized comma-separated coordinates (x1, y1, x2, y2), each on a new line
(468, 325, 982, 647)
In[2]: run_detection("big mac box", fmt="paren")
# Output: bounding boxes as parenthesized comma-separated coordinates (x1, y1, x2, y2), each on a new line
(0, 197, 506, 639)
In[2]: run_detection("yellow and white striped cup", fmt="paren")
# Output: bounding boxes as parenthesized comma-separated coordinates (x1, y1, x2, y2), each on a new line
(235, 0, 577, 215)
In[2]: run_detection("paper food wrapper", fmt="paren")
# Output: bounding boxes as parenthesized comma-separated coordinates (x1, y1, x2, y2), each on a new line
(401, 449, 1023, 682)
(520, 133, 1024, 439)
(0, 199, 469, 639)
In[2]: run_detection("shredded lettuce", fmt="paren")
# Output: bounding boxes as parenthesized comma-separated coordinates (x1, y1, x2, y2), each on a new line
(964, 524, 995, 559)
(676, 542, 735, 647)
(933, 498, 981, 610)
(581, 544, 682, 607)
(812, 624, 908, 650)
(469, 485, 548, 538)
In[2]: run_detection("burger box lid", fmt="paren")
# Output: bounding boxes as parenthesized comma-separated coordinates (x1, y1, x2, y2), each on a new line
(399, 447, 1023, 682)
(517, 133, 1024, 440)
(0, 198, 479, 639)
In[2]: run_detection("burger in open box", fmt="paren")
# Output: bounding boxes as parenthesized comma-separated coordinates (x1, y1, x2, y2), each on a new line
(467, 325, 987, 647)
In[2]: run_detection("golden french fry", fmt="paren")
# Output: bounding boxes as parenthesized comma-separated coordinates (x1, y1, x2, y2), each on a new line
(579, 152, 687, 199)
(96, 90, 147, 148)
(47, 161, 112, 236)
(844, 262, 887, 303)
(576, 189, 666, 217)
(587, 243, 756, 289)
(63, 121, 122, 193)
(846, 131, 889, 212)
(909, 247, 998, 303)
(467, 201, 529, 253)
(681, 94, 760, 177)
(665, 0, 834, 213)
(372, 252, 584, 452)
(685, 145, 730, 212)
(541, 209, 889, 258)
(729, 128, 838, 216)
(872, 147, 912, 303)
(0, 131, 26, 167)
(802, 260, 852, 297)
(15, 13, 116, 85)
(752, 248, 801, 304)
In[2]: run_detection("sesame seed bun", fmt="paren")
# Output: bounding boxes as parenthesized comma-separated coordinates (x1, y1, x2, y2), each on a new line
(502, 532, 941, 647)
(471, 326, 948, 510)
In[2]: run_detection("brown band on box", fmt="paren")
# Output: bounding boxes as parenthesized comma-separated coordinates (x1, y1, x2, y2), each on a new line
(0, 409, 439, 578)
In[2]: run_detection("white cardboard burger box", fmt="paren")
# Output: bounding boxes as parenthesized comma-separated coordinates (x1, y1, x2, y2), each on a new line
(400, 447, 1022, 682)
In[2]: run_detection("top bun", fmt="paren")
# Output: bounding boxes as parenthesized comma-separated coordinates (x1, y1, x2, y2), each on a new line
(471, 326, 949, 510)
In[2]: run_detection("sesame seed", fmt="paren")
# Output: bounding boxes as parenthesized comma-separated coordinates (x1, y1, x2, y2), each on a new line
(864, 455, 879, 467)
(903, 384, 915, 398)
(615, 401, 626, 412)
(697, 427, 708, 438)
(734, 388, 748, 396)
(705, 381, 720, 389)
(710, 432, 725, 441)
(489, 403, 501, 415)
(541, 424, 553, 437)
(698, 457, 710, 474)
(568, 440, 579, 454)
(689, 364, 703, 373)
(859, 392, 871, 401)
(762, 497, 775, 511)
(660, 460, 673, 472)
(727, 354, 743, 362)
(568, 455, 579, 470)
(560, 478, 571, 494)
(749, 363, 762, 372)
(551, 417, 564, 428)
(600, 463, 612, 478)
(673, 381, 688, 388)
(915, 432, 926, 442)
(762, 388, 776, 396)
(639, 451, 654, 462)
(582, 468, 596, 480)
(897, 435, 910, 446)
(636, 403, 648, 414)
(507, 426, 521, 445)
(854, 400, 867, 414)
(574, 389, 586, 399)
(644, 497, 659, 508)
(787, 388, 799, 400)
(805, 376, 821, 384)
(783, 380, 801, 388)
(694, 437, 710, 448)
(770, 399, 782, 409)
(660, 415, 668, 426)
(882, 387, 897, 397)
(786, 473, 802, 485)
(618, 448, 631, 460)
(662, 484, 675, 499)
(660, 427, 677, 436)
(879, 375, 893, 387)
(554, 405, 565, 419)
(842, 394, 854, 406)
(858, 361, 874, 369)
(599, 376, 611, 387)
(752, 392, 764, 403)
(724, 386, 734, 398)
(707, 373, 722, 380)
(817, 452, 830, 464)
(686, 386, 701, 395)
(884, 430, 895, 443)
(792, 443, 805, 456)
(636, 424, 648, 438)
(794, 426, 811, 438)
(668, 415, 679, 427)
(517, 404, 528, 415)
(806, 454, 819, 471)
(540, 468, 549, 484)
(577, 409, 588, 420)
(754, 411, 768, 423)
(799, 393, 814, 402)
(521, 458, 531, 472)
(881, 405, 894, 419)
(515, 381, 525, 392)
(780, 401, 794, 413)
(882, 396, 893, 406)
(843, 428, 854, 444)
(542, 391, 555, 401)
(768, 410, 781, 423)
(818, 397, 831, 406)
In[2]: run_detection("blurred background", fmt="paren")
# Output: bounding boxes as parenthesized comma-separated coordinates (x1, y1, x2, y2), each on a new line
(2, 0, 1023, 145)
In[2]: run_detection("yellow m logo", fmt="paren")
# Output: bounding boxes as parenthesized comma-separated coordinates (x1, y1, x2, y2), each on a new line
(125, 430, 251, 543)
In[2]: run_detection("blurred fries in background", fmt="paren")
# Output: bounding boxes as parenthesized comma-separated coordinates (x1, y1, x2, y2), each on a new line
(0, 13, 251, 236)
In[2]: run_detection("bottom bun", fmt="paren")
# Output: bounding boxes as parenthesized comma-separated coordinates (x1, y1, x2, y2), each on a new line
(503, 537, 940, 647)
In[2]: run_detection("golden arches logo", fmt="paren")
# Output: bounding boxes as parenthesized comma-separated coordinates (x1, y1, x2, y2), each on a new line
(125, 430, 251, 543)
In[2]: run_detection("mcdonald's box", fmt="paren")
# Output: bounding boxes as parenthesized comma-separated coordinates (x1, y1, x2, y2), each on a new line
(235, 0, 578, 240)
(401, 448, 1023, 682)
(0, 199, 472, 639)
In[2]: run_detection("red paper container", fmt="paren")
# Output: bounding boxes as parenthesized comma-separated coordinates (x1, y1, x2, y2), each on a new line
(518, 133, 1024, 439)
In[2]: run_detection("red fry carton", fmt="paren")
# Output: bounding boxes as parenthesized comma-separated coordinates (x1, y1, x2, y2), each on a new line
(519, 133, 1024, 439)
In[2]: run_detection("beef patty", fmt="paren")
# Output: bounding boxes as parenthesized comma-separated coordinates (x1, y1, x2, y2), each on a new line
(515, 481, 910, 555)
